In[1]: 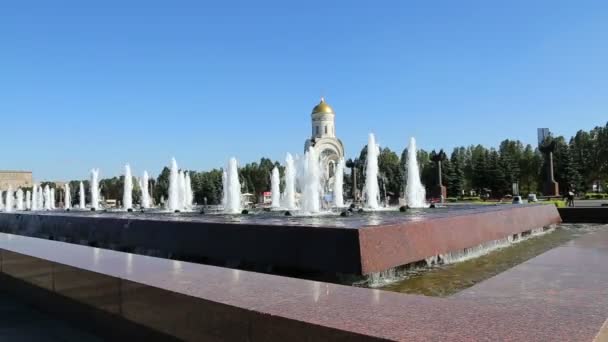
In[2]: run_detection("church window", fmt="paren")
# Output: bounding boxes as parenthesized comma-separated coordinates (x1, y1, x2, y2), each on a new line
(316, 126, 319, 135)
(324, 126, 328, 134)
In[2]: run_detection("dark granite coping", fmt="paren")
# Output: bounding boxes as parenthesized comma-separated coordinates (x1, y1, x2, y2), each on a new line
(0, 226, 607, 341)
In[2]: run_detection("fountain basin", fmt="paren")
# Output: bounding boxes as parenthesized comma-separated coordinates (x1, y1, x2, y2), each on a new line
(0, 205, 561, 279)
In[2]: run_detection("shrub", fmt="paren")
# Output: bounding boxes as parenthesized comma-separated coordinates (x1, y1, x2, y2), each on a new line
(545, 200, 566, 208)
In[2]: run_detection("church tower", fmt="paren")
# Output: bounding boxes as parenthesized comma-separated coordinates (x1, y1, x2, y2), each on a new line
(305, 98, 345, 182)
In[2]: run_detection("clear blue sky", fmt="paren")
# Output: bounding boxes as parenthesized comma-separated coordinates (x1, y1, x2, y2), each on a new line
(1, 0, 607, 181)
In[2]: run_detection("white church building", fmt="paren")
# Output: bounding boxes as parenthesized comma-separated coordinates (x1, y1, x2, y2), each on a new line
(304, 98, 345, 186)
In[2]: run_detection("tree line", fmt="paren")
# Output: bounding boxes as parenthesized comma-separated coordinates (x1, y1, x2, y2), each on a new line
(56, 122, 607, 206)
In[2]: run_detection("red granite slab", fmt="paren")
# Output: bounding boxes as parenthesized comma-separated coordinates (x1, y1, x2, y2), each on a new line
(0, 224, 605, 341)
(358, 204, 562, 274)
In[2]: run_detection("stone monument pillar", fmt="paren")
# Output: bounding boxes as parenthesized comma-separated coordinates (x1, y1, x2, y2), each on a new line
(430, 150, 447, 202)
(540, 140, 559, 197)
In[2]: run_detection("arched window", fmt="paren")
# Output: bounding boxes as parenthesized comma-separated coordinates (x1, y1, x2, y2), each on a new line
(316, 126, 319, 135)
(324, 126, 328, 134)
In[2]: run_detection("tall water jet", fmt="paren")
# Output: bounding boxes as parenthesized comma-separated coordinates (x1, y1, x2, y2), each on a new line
(79, 182, 85, 209)
(123, 164, 133, 210)
(365, 133, 380, 209)
(271, 166, 281, 208)
(0, 191, 3, 210)
(301, 147, 321, 213)
(334, 158, 345, 207)
(185, 172, 193, 209)
(5, 187, 13, 212)
(64, 183, 71, 209)
(90, 169, 100, 210)
(282, 153, 297, 210)
(43, 185, 51, 210)
(37, 186, 43, 210)
(16, 189, 24, 211)
(223, 157, 242, 214)
(168, 158, 180, 212)
(31, 184, 38, 211)
(141, 171, 150, 209)
(25, 190, 31, 210)
(178, 171, 186, 210)
(50, 188, 55, 209)
(405, 137, 427, 208)
(221, 170, 227, 209)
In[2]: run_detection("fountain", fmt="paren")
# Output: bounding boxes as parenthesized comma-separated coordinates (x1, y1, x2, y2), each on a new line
(31, 185, 38, 211)
(185, 172, 193, 209)
(43, 185, 51, 210)
(37, 186, 43, 210)
(365, 133, 380, 209)
(282, 153, 297, 210)
(90, 168, 100, 210)
(0, 191, 3, 210)
(16, 189, 24, 211)
(168, 158, 180, 212)
(5, 186, 13, 212)
(223, 157, 242, 214)
(123, 164, 133, 210)
(64, 183, 71, 209)
(405, 137, 427, 208)
(271, 167, 281, 208)
(50, 188, 55, 209)
(79, 182, 85, 209)
(25, 190, 31, 210)
(300, 147, 321, 214)
(141, 171, 151, 209)
(334, 158, 345, 208)
(178, 171, 186, 210)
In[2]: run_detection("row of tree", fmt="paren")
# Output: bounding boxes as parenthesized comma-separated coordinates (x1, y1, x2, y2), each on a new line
(55, 122, 607, 205)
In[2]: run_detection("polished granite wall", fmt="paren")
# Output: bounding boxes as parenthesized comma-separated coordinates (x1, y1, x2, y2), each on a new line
(0, 228, 606, 341)
(0, 205, 562, 279)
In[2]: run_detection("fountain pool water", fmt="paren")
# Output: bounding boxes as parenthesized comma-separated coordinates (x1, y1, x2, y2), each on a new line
(123, 164, 133, 210)
(282, 153, 297, 210)
(90, 169, 100, 211)
(405, 137, 427, 208)
(365, 133, 380, 209)
(223, 157, 242, 214)
(271, 167, 281, 208)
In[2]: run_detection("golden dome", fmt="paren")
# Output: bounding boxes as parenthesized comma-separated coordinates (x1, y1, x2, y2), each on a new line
(311, 97, 334, 115)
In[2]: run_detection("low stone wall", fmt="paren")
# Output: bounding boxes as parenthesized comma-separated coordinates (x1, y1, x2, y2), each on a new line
(0, 229, 605, 341)
(359, 205, 562, 274)
(0, 205, 562, 278)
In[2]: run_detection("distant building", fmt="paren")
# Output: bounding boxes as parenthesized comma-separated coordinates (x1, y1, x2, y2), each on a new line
(537, 128, 551, 147)
(0, 170, 33, 191)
